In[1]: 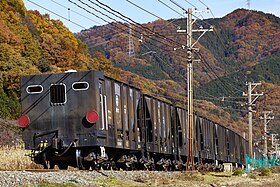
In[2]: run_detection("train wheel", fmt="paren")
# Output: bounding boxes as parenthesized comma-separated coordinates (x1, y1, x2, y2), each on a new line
(43, 160, 55, 169)
(83, 162, 91, 170)
(41, 152, 55, 169)
(43, 160, 48, 169)
(76, 149, 85, 170)
(130, 163, 137, 170)
(49, 161, 55, 169)
(150, 163, 155, 171)
(57, 163, 68, 170)
(110, 161, 117, 170)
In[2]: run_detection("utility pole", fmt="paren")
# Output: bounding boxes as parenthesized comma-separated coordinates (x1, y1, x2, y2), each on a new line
(271, 134, 278, 147)
(260, 111, 274, 157)
(177, 8, 213, 171)
(243, 82, 263, 158)
(271, 134, 278, 155)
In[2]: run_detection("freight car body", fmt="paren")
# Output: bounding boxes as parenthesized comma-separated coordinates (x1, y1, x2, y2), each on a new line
(19, 70, 251, 170)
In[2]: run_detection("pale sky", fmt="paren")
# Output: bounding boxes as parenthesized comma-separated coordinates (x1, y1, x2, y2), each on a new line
(22, 0, 280, 32)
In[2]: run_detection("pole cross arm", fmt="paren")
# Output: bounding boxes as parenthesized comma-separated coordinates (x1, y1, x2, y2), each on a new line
(265, 118, 274, 126)
(250, 94, 263, 105)
(191, 28, 213, 48)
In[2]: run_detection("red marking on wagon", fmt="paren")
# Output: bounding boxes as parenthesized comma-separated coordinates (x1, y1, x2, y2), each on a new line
(86, 111, 98, 123)
(18, 115, 30, 127)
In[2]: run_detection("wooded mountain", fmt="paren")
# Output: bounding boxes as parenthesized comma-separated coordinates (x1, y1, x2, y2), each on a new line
(1, 0, 280, 143)
(76, 8, 280, 139)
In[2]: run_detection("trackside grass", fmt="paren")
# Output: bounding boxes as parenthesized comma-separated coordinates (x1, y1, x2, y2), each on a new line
(0, 145, 42, 170)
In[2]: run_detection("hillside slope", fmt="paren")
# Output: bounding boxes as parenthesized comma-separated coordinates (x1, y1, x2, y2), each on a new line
(1, 1, 279, 142)
(76, 9, 280, 84)
(76, 9, 280, 139)
(0, 0, 106, 119)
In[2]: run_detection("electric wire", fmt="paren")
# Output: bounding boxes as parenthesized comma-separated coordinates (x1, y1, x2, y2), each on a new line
(140, 42, 231, 104)
(169, 0, 187, 12)
(193, 2, 249, 81)
(28, 0, 246, 106)
(118, 0, 245, 102)
(182, 1, 249, 95)
(120, 0, 190, 44)
(123, 0, 186, 39)
(193, 28, 246, 95)
(94, 0, 178, 45)
(193, 51, 247, 108)
(220, 106, 248, 112)
(140, 45, 236, 106)
(89, 0, 245, 105)
(28, 0, 234, 83)
(195, 9, 250, 93)
(140, 46, 229, 106)
(50, 0, 101, 25)
(195, 51, 236, 96)
(211, 27, 250, 79)
(197, 0, 208, 9)
(195, 95, 246, 103)
(23, 0, 260, 122)
(141, 42, 187, 81)
(68, 0, 128, 34)
(156, 0, 184, 17)
(182, 0, 197, 9)
(74, 0, 178, 51)
(69, 0, 187, 60)
(124, 0, 165, 21)
(26, 0, 87, 29)
(95, 0, 203, 57)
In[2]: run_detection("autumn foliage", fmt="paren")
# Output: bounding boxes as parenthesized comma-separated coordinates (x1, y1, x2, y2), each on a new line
(1, 1, 280, 142)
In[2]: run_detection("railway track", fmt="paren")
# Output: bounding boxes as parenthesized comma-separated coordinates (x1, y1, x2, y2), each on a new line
(0, 168, 140, 177)
(0, 168, 61, 172)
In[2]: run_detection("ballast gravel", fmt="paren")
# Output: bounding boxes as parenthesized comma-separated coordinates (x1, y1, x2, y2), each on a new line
(0, 170, 176, 187)
(1, 170, 278, 187)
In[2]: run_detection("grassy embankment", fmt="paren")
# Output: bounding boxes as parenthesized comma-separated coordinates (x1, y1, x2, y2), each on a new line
(0, 145, 42, 169)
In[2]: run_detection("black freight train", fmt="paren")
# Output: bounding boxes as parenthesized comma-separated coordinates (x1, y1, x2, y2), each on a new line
(18, 70, 259, 170)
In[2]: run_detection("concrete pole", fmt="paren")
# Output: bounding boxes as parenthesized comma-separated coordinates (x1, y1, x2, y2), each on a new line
(264, 113, 268, 156)
(260, 112, 274, 157)
(186, 8, 195, 171)
(243, 82, 263, 158)
(248, 82, 253, 158)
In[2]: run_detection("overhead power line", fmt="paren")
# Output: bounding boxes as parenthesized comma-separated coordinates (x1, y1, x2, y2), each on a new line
(50, 0, 101, 25)
(182, 0, 197, 9)
(195, 51, 246, 96)
(94, 0, 177, 44)
(91, 0, 191, 57)
(140, 43, 241, 105)
(187, 1, 250, 92)
(169, 0, 187, 12)
(68, 0, 128, 32)
(197, 0, 208, 9)
(192, 1, 252, 82)
(73, 0, 175, 49)
(69, 0, 188, 59)
(123, 0, 183, 33)
(124, 0, 164, 20)
(156, 0, 184, 17)
(29, 0, 245, 105)
(26, 0, 87, 29)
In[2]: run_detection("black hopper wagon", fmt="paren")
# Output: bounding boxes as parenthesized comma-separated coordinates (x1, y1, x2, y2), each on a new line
(19, 70, 260, 170)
